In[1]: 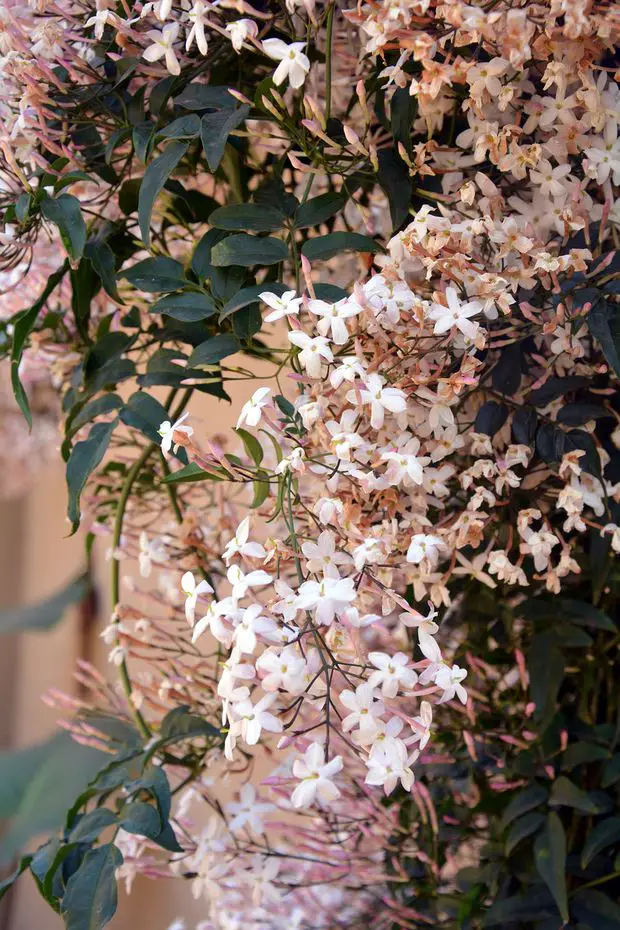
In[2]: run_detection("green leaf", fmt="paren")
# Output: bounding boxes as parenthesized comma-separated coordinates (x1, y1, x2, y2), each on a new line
(69, 809, 117, 844)
(65, 395, 124, 441)
(534, 813, 569, 924)
(555, 599, 616, 632)
(505, 812, 545, 855)
(120, 801, 162, 839)
(121, 798, 183, 852)
(138, 141, 188, 249)
(211, 234, 288, 267)
(500, 784, 548, 830)
(251, 477, 270, 509)
(62, 843, 122, 930)
(220, 283, 287, 321)
(66, 420, 117, 533)
(209, 203, 286, 232)
(294, 192, 346, 229)
(189, 334, 240, 366)
(602, 754, 620, 788)
(175, 84, 236, 110)
(10, 307, 43, 426)
(235, 427, 263, 465)
(562, 742, 610, 771)
(85, 241, 122, 303)
(120, 391, 170, 445)
(159, 706, 219, 742)
(162, 462, 225, 484)
(527, 632, 564, 720)
(572, 890, 620, 930)
(158, 114, 201, 140)
(301, 232, 383, 262)
(231, 304, 261, 338)
(581, 817, 620, 868)
(587, 296, 620, 377)
(41, 195, 86, 263)
(0, 575, 88, 634)
(150, 291, 216, 321)
(122, 256, 187, 292)
(0, 732, 108, 863)
(132, 122, 155, 163)
(200, 105, 250, 172)
(0, 854, 33, 902)
(191, 228, 228, 279)
(391, 87, 417, 158)
(549, 776, 600, 813)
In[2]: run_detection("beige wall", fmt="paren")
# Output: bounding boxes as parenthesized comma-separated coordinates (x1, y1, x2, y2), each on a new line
(0, 349, 281, 929)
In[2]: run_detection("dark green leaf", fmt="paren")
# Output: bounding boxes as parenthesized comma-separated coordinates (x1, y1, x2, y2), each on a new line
(120, 801, 161, 839)
(211, 234, 288, 267)
(158, 706, 220, 743)
(500, 785, 548, 830)
(162, 462, 224, 484)
(557, 403, 612, 426)
(122, 256, 186, 292)
(581, 817, 620, 868)
(235, 428, 263, 465)
(62, 843, 122, 930)
(200, 105, 250, 172)
(0, 575, 88, 634)
(549, 776, 600, 813)
(301, 232, 383, 262)
(189, 334, 240, 366)
(505, 812, 545, 855)
(0, 854, 33, 902)
(587, 297, 620, 377)
(529, 376, 589, 406)
(175, 84, 236, 110)
(66, 420, 117, 533)
(492, 342, 522, 396)
(512, 407, 538, 445)
(138, 141, 188, 249)
(41, 195, 86, 262)
(120, 391, 170, 445)
(475, 401, 509, 436)
(151, 291, 216, 321)
(602, 755, 620, 788)
(220, 283, 287, 321)
(209, 203, 286, 232)
(0, 733, 108, 864)
(556, 599, 616, 631)
(294, 193, 346, 229)
(251, 477, 270, 509)
(158, 114, 201, 140)
(390, 87, 416, 158)
(132, 121, 155, 164)
(191, 228, 228, 279)
(69, 810, 117, 844)
(85, 242, 122, 303)
(231, 303, 261, 338)
(562, 742, 610, 771)
(376, 148, 413, 230)
(527, 632, 564, 719)
(313, 283, 349, 302)
(84, 358, 135, 395)
(534, 813, 568, 923)
(572, 890, 620, 930)
(66, 395, 124, 441)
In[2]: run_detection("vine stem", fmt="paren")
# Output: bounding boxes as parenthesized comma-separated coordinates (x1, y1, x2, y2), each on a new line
(111, 443, 155, 739)
(109, 388, 191, 737)
(324, 2, 335, 123)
